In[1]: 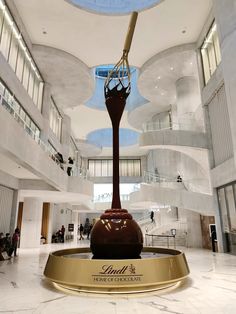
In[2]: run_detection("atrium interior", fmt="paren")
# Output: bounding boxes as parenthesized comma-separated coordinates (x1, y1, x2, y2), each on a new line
(0, 0, 236, 313)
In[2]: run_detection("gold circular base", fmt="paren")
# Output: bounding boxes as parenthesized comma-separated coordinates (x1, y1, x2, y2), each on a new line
(44, 247, 189, 294)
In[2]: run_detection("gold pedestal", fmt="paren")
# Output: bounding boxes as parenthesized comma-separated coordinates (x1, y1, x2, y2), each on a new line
(44, 247, 189, 294)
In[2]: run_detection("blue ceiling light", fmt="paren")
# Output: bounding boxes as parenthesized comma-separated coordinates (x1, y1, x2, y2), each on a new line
(87, 128, 139, 147)
(86, 65, 148, 111)
(65, 0, 163, 15)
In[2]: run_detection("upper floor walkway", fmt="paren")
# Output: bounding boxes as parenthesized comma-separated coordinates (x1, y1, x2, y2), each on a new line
(0, 104, 93, 199)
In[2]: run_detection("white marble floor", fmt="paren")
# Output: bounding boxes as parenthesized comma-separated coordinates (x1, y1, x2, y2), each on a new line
(0, 241, 236, 314)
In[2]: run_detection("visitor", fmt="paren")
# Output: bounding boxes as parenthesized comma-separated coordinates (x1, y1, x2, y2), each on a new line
(150, 210, 154, 223)
(40, 235, 46, 245)
(3, 233, 12, 256)
(0, 232, 4, 252)
(12, 228, 20, 257)
(61, 225, 65, 243)
(67, 157, 74, 176)
(211, 230, 217, 253)
(55, 152, 64, 170)
(79, 224, 84, 240)
(177, 175, 182, 182)
(87, 224, 93, 240)
(56, 229, 63, 242)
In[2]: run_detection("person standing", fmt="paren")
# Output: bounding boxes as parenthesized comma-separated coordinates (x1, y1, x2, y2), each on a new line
(55, 152, 64, 170)
(177, 175, 182, 182)
(79, 224, 84, 240)
(67, 157, 74, 176)
(87, 224, 93, 240)
(61, 225, 65, 243)
(150, 210, 154, 223)
(3, 233, 12, 256)
(12, 228, 20, 257)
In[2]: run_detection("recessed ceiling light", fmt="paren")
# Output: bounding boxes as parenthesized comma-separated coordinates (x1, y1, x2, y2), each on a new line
(155, 86, 158, 89)
(157, 76, 161, 80)
(161, 92, 165, 96)
(170, 67, 174, 71)
(190, 62, 193, 65)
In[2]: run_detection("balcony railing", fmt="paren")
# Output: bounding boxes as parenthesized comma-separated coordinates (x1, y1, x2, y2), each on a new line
(93, 193, 130, 203)
(142, 118, 204, 133)
(0, 92, 88, 179)
(143, 171, 179, 184)
(145, 234, 177, 248)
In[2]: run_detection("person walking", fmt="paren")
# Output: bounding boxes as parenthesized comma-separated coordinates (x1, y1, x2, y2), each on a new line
(79, 224, 84, 240)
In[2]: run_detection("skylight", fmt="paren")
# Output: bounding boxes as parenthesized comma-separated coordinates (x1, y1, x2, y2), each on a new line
(66, 0, 163, 15)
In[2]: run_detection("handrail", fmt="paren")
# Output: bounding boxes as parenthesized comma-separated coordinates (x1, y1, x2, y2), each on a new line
(145, 233, 176, 248)
(143, 170, 179, 183)
(93, 193, 130, 203)
(0, 92, 89, 179)
(142, 119, 204, 133)
(143, 171, 208, 193)
(136, 213, 151, 223)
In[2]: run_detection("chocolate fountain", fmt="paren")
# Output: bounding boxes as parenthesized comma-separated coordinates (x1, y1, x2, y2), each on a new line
(90, 12, 143, 259)
(44, 12, 190, 292)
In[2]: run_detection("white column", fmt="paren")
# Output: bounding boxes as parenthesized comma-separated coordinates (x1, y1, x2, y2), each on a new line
(212, 189, 227, 253)
(213, 0, 236, 165)
(40, 83, 51, 144)
(47, 203, 54, 244)
(72, 211, 79, 243)
(20, 198, 43, 248)
(9, 190, 20, 235)
(175, 76, 201, 129)
(61, 114, 71, 159)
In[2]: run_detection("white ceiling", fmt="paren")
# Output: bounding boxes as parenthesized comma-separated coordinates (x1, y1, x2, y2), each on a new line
(12, 0, 212, 157)
(13, 0, 212, 68)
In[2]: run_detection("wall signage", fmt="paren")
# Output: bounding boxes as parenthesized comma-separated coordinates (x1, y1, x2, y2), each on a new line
(68, 223, 74, 232)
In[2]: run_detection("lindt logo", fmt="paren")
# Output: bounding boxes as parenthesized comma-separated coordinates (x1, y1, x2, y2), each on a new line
(99, 264, 136, 275)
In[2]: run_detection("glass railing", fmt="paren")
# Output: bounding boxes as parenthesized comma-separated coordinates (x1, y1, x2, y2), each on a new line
(71, 166, 89, 180)
(143, 171, 180, 184)
(0, 92, 41, 143)
(142, 118, 204, 133)
(93, 193, 130, 203)
(0, 91, 89, 179)
(143, 171, 211, 193)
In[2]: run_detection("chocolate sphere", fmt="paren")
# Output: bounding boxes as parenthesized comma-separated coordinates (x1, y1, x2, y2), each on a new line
(90, 209, 143, 259)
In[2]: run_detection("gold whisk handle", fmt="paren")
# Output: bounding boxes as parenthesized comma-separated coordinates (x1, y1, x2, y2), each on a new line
(123, 11, 138, 54)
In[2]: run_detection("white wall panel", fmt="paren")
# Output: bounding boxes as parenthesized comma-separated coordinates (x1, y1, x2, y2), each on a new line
(208, 85, 233, 166)
(0, 185, 14, 234)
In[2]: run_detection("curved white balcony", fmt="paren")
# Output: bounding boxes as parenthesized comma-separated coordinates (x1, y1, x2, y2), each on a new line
(140, 119, 208, 150)
(130, 183, 214, 215)
(143, 171, 211, 194)
(0, 104, 93, 203)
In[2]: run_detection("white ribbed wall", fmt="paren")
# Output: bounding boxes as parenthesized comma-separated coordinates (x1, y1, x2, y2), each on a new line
(208, 85, 234, 166)
(0, 185, 14, 234)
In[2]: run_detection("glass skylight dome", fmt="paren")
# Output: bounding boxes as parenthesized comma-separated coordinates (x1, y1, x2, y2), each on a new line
(66, 0, 163, 15)
(86, 65, 148, 111)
